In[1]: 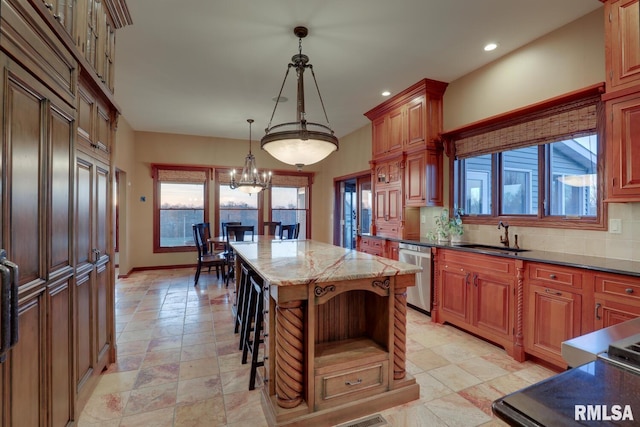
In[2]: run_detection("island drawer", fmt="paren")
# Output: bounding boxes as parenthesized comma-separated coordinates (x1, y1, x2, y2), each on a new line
(359, 236, 384, 255)
(595, 273, 640, 301)
(315, 360, 388, 408)
(527, 263, 582, 289)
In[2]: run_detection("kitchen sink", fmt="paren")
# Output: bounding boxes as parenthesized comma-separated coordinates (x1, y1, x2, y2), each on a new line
(454, 243, 530, 253)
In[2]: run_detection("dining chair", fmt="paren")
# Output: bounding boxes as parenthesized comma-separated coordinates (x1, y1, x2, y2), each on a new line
(221, 221, 242, 239)
(224, 225, 255, 287)
(279, 223, 300, 240)
(263, 221, 281, 236)
(192, 223, 226, 286)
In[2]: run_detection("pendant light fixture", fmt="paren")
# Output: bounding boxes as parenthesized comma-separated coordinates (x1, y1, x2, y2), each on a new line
(261, 26, 338, 168)
(230, 119, 272, 194)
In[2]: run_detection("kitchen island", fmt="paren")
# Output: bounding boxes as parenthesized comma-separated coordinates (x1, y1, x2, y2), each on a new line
(230, 239, 421, 427)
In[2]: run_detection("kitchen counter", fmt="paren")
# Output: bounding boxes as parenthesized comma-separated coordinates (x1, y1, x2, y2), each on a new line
(360, 234, 640, 277)
(230, 239, 420, 427)
(492, 359, 640, 426)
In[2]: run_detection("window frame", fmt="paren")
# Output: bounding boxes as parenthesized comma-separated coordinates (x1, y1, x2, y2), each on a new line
(152, 164, 211, 253)
(444, 83, 606, 230)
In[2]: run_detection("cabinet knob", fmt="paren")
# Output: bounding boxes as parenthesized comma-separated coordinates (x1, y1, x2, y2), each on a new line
(549, 274, 557, 279)
(44, 2, 53, 9)
(626, 288, 634, 294)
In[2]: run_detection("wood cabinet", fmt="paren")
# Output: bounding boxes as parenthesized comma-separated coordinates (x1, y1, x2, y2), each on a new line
(435, 249, 517, 358)
(605, 0, 640, 92)
(605, 91, 640, 201)
(405, 148, 443, 207)
(365, 79, 448, 158)
(358, 235, 384, 257)
(524, 263, 584, 368)
(604, 0, 640, 202)
(78, 79, 113, 161)
(594, 272, 640, 329)
(0, 51, 75, 426)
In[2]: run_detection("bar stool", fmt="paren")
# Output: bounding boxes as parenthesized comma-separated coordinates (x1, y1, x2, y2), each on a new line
(241, 275, 265, 390)
(234, 263, 254, 337)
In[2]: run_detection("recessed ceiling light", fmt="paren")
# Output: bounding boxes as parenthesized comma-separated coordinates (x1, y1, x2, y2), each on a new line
(484, 43, 498, 52)
(381, 91, 391, 97)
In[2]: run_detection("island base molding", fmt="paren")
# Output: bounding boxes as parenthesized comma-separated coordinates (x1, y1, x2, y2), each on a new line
(261, 377, 419, 427)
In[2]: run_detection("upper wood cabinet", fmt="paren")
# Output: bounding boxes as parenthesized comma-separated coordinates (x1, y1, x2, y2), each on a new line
(405, 148, 443, 207)
(365, 79, 448, 159)
(605, 0, 640, 93)
(77, 78, 114, 161)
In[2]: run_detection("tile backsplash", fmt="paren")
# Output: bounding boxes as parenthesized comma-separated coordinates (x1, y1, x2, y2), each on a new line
(420, 203, 640, 262)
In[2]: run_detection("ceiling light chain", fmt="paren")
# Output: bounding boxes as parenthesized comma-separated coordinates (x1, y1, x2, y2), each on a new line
(260, 26, 339, 167)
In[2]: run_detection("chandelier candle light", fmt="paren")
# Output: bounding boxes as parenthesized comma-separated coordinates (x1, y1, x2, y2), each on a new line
(261, 26, 339, 168)
(230, 119, 272, 194)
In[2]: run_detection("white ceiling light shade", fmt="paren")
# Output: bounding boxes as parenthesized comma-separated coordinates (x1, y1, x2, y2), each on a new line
(261, 26, 338, 168)
(230, 119, 272, 194)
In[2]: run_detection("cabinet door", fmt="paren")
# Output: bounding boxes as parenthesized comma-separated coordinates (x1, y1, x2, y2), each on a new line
(425, 148, 443, 206)
(405, 152, 426, 207)
(595, 298, 640, 329)
(371, 116, 387, 157)
(473, 273, 512, 337)
(387, 186, 401, 222)
(607, 92, 640, 200)
(387, 241, 399, 261)
(374, 188, 387, 224)
(387, 107, 404, 154)
(405, 95, 425, 149)
(525, 284, 581, 366)
(440, 266, 469, 323)
(607, 0, 640, 91)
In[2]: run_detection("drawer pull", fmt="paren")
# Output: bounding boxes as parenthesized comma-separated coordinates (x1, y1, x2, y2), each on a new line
(345, 378, 362, 386)
(595, 303, 602, 320)
(545, 288, 562, 296)
(549, 274, 557, 279)
(626, 288, 634, 294)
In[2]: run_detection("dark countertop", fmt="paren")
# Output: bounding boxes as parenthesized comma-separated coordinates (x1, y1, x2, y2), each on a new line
(492, 359, 640, 426)
(361, 234, 640, 278)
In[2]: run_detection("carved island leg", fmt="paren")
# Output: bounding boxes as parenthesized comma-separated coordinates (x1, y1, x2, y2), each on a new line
(275, 300, 304, 408)
(393, 286, 408, 380)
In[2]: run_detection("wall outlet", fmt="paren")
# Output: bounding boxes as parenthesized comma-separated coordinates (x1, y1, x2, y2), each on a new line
(421, 215, 426, 224)
(609, 218, 622, 234)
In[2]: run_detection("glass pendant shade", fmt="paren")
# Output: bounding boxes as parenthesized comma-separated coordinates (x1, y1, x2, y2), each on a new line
(230, 119, 271, 193)
(261, 26, 338, 168)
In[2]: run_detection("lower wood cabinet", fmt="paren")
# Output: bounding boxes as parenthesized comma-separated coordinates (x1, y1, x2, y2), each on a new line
(525, 283, 582, 368)
(357, 235, 384, 256)
(594, 272, 640, 329)
(435, 250, 517, 359)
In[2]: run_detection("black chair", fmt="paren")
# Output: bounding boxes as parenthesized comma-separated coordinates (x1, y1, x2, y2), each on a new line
(263, 221, 281, 236)
(279, 223, 300, 240)
(192, 223, 226, 286)
(221, 221, 242, 239)
(224, 225, 255, 287)
(241, 274, 265, 390)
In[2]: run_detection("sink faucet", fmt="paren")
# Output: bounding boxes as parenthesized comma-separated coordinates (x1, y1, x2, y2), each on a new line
(498, 221, 509, 247)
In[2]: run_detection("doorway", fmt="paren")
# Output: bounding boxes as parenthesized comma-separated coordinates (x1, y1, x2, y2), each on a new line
(334, 173, 371, 249)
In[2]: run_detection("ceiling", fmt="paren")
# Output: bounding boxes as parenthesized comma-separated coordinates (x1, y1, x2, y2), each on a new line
(114, 0, 603, 143)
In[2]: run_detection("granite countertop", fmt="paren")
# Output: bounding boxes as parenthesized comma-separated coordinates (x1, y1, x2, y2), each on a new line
(492, 359, 640, 426)
(361, 234, 640, 277)
(230, 239, 421, 287)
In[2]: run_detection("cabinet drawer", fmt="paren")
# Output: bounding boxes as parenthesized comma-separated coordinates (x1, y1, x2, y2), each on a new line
(316, 361, 388, 403)
(441, 250, 514, 275)
(527, 263, 582, 289)
(361, 236, 383, 249)
(595, 273, 640, 301)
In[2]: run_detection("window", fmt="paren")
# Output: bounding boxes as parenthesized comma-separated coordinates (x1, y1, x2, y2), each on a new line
(218, 184, 260, 233)
(271, 185, 308, 239)
(152, 165, 210, 253)
(447, 84, 604, 229)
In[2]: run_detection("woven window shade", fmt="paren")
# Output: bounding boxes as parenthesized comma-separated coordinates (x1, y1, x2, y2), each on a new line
(453, 94, 600, 159)
(217, 172, 231, 185)
(156, 169, 207, 183)
(271, 174, 309, 187)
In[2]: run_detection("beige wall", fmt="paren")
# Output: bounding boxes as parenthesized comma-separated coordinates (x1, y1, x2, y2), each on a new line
(115, 7, 639, 271)
(113, 117, 136, 275)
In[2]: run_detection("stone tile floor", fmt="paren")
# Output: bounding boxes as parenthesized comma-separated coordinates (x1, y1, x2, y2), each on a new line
(77, 268, 558, 426)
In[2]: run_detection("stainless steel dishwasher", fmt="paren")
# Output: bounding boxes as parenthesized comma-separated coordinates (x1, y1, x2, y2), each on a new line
(398, 242, 432, 315)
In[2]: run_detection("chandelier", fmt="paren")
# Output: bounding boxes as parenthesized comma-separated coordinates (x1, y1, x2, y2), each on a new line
(261, 26, 338, 168)
(230, 119, 272, 194)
